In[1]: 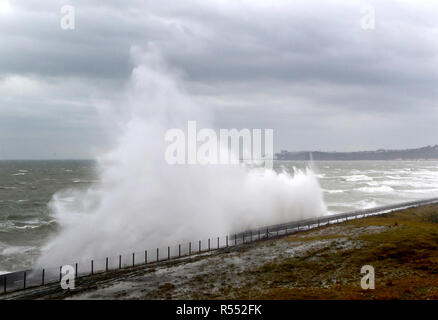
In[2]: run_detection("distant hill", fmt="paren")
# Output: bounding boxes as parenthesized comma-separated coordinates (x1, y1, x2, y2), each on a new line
(275, 145, 438, 161)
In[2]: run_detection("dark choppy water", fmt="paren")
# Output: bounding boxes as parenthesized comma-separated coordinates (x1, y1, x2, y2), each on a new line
(0, 160, 97, 274)
(1, 160, 438, 273)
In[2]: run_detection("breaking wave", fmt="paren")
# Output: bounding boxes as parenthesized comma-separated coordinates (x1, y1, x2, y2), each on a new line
(36, 47, 327, 268)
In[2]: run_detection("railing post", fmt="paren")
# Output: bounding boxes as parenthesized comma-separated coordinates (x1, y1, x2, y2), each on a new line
(132, 253, 135, 267)
(106, 257, 109, 272)
(42, 269, 45, 286)
(178, 244, 181, 257)
(199, 240, 201, 252)
(243, 233, 245, 244)
(189, 242, 191, 255)
(267, 228, 269, 238)
(217, 237, 219, 249)
(119, 255, 122, 269)
(75, 263, 78, 278)
(226, 236, 228, 247)
(156, 248, 159, 263)
(23, 271, 26, 289)
(258, 229, 260, 240)
(145, 250, 148, 264)
(235, 234, 237, 246)
(208, 239, 210, 251)
(59, 266, 62, 281)
(91, 260, 94, 275)
(168, 246, 170, 260)
(250, 230, 252, 241)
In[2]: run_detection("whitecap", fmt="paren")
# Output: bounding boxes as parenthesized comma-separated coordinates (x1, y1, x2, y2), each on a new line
(2, 246, 36, 255)
(357, 185, 394, 193)
(343, 174, 373, 182)
(325, 189, 344, 194)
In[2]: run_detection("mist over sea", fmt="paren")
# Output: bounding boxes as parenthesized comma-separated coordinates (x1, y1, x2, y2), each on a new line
(1, 159, 438, 273)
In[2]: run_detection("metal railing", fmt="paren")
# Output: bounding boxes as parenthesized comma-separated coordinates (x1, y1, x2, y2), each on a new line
(1, 197, 438, 296)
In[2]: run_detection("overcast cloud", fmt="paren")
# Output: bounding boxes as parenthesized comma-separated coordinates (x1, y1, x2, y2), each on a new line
(0, 0, 437, 159)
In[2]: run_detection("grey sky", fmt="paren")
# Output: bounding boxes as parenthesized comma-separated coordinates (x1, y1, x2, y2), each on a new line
(0, 0, 437, 159)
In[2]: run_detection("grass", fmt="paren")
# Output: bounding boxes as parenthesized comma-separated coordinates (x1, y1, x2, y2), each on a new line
(232, 204, 438, 299)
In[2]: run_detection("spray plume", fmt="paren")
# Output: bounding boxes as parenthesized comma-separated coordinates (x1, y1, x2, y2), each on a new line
(36, 47, 326, 268)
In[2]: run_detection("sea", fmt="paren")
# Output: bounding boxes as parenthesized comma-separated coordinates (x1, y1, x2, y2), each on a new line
(1, 159, 437, 273)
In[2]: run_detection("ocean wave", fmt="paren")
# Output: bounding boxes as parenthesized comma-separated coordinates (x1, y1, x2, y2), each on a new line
(383, 170, 411, 175)
(357, 185, 394, 193)
(325, 189, 344, 194)
(72, 179, 99, 183)
(12, 225, 40, 230)
(354, 199, 378, 209)
(2, 219, 57, 232)
(343, 174, 374, 182)
(10, 199, 29, 204)
(381, 180, 437, 188)
(411, 170, 438, 177)
(1, 245, 37, 255)
(386, 175, 403, 179)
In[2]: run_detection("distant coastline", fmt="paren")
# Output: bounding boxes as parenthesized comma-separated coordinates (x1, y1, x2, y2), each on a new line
(275, 145, 438, 161)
